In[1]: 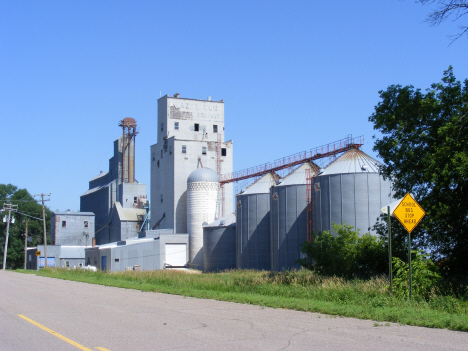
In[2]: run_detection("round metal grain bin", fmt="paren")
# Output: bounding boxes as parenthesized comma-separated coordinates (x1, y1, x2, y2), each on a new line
(314, 149, 393, 235)
(270, 162, 319, 271)
(236, 173, 276, 270)
(187, 167, 220, 270)
(203, 213, 236, 272)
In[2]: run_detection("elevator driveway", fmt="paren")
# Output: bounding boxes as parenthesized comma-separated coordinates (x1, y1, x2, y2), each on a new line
(0, 271, 466, 351)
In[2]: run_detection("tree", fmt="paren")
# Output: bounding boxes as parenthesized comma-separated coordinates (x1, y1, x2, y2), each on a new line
(369, 67, 468, 278)
(417, 1, 468, 43)
(0, 184, 51, 269)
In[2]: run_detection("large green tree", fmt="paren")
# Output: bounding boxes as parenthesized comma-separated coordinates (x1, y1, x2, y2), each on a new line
(0, 184, 51, 269)
(369, 67, 468, 277)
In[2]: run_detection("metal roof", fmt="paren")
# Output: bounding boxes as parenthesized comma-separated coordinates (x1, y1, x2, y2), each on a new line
(321, 149, 381, 175)
(277, 162, 320, 186)
(52, 212, 95, 216)
(90, 171, 109, 181)
(241, 173, 277, 195)
(187, 167, 219, 183)
(93, 237, 155, 250)
(114, 202, 147, 222)
(81, 180, 113, 196)
(205, 212, 236, 227)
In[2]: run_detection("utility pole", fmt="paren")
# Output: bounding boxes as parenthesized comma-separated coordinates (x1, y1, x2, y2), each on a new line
(2, 203, 18, 270)
(24, 220, 29, 270)
(34, 193, 50, 268)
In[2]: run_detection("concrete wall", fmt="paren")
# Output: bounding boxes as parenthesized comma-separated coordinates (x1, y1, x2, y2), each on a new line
(150, 95, 234, 234)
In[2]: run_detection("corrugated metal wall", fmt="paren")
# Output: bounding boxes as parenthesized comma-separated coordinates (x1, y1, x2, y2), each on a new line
(314, 173, 392, 235)
(270, 184, 308, 271)
(236, 193, 270, 270)
(203, 225, 236, 272)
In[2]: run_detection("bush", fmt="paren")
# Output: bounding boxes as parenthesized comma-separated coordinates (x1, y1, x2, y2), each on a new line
(297, 223, 387, 279)
(392, 250, 442, 300)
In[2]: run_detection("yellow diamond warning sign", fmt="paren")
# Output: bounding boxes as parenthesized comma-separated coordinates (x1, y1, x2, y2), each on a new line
(393, 193, 425, 233)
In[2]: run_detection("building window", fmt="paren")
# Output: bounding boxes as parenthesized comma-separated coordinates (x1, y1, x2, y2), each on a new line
(152, 152, 155, 161)
(222, 148, 227, 156)
(194, 123, 199, 132)
(62, 221, 66, 228)
(169, 146, 172, 154)
(115, 258, 120, 262)
(213, 125, 218, 133)
(79, 263, 82, 267)
(160, 194, 163, 203)
(182, 145, 187, 154)
(157, 160, 160, 167)
(66, 261, 69, 267)
(174, 122, 179, 130)
(84, 221, 88, 228)
(202, 147, 207, 155)
(161, 123, 164, 132)
(134, 196, 138, 204)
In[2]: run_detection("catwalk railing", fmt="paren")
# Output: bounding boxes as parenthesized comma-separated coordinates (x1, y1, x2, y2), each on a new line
(219, 135, 364, 185)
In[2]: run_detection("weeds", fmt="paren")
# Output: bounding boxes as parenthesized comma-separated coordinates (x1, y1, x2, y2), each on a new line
(20, 268, 468, 331)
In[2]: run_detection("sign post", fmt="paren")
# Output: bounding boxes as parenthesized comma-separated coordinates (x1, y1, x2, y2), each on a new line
(387, 205, 392, 294)
(392, 193, 426, 299)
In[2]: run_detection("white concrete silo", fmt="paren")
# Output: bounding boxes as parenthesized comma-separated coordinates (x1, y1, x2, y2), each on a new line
(187, 168, 220, 270)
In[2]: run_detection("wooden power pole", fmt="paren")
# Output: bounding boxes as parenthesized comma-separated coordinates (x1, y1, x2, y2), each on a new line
(24, 220, 29, 270)
(2, 203, 18, 270)
(34, 193, 50, 268)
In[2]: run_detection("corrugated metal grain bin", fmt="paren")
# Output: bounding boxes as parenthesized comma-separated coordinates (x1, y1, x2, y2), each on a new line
(314, 149, 393, 235)
(236, 173, 277, 270)
(270, 162, 319, 271)
(203, 213, 236, 272)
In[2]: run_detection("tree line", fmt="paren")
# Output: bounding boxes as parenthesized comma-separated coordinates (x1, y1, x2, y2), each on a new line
(0, 184, 51, 269)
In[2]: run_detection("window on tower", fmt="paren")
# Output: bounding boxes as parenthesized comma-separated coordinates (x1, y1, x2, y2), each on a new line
(213, 125, 218, 133)
(182, 145, 187, 154)
(202, 147, 207, 155)
(194, 123, 199, 131)
(222, 148, 227, 156)
(174, 122, 179, 130)
(161, 123, 164, 132)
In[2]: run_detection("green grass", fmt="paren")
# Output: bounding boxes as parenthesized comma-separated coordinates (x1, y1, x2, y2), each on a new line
(18, 268, 468, 331)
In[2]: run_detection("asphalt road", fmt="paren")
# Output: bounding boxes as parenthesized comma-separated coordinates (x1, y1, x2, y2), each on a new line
(0, 271, 467, 351)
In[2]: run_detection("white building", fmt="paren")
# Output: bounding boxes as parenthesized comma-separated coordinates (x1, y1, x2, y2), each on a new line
(150, 94, 234, 233)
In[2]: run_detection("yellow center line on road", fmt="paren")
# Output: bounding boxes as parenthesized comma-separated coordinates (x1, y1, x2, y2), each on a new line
(18, 314, 111, 351)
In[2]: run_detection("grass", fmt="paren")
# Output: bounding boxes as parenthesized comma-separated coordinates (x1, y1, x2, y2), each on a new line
(18, 268, 468, 331)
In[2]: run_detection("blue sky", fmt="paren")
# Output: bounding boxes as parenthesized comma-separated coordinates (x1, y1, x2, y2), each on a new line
(1, 0, 467, 211)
